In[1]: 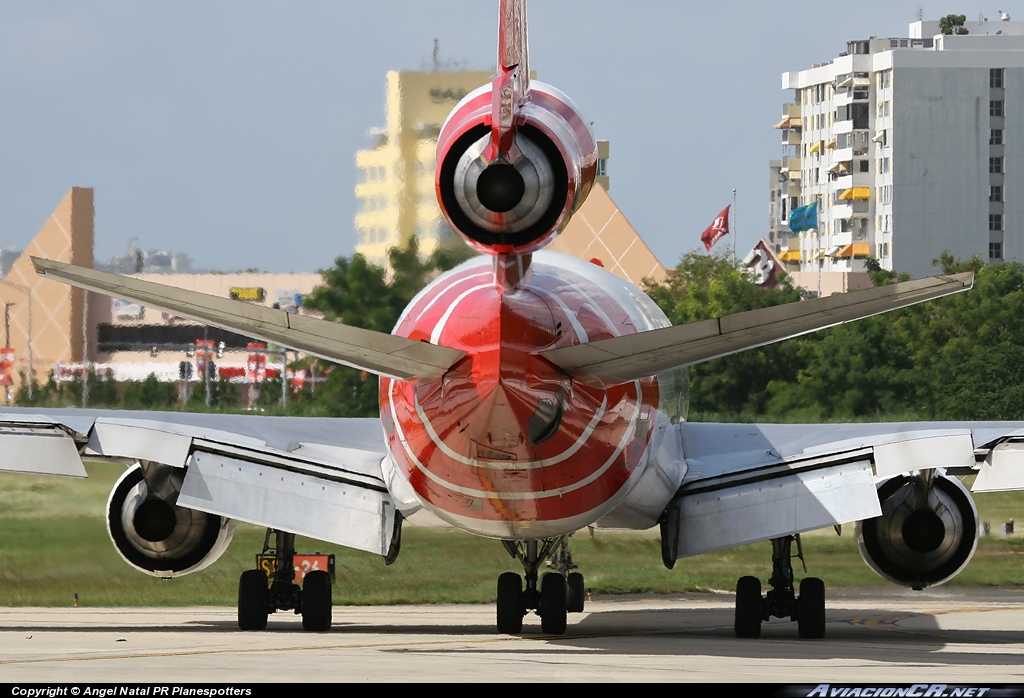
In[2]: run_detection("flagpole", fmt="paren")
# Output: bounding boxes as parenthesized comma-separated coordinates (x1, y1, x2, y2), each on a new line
(732, 188, 737, 265)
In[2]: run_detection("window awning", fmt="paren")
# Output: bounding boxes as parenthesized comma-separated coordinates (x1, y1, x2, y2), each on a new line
(809, 141, 821, 153)
(827, 161, 850, 174)
(853, 77, 871, 87)
(773, 116, 801, 129)
(825, 138, 837, 149)
(778, 250, 801, 262)
(835, 242, 872, 258)
(838, 187, 871, 200)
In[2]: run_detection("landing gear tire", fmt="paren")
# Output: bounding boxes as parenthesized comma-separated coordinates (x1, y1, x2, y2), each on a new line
(734, 575, 762, 639)
(567, 572, 585, 613)
(496, 572, 524, 634)
(540, 572, 567, 635)
(301, 570, 332, 632)
(238, 569, 269, 631)
(797, 577, 826, 639)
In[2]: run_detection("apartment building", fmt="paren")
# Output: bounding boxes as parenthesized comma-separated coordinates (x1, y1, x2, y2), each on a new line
(772, 15, 1024, 279)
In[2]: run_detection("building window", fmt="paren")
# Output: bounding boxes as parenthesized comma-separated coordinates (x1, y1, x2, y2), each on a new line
(991, 68, 1004, 89)
(990, 242, 1003, 259)
(991, 129, 1003, 145)
(990, 214, 1003, 231)
(991, 100, 1004, 117)
(859, 160, 870, 173)
(879, 158, 891, 174)
(990, 157, 1004, 173)
(991, 185, 1003, 202)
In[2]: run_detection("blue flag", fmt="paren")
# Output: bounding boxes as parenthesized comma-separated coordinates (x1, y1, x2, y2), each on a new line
(789, 202, 818, 232)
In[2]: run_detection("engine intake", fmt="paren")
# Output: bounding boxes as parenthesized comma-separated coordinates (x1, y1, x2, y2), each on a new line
(107, 463, 234, 578)
(856, 471, 978, 589)
(436, 82, 597, 255)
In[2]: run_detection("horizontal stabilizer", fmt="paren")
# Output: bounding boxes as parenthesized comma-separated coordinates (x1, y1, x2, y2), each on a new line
(32, 258, 465, 383)
(541, 272, 973, 387)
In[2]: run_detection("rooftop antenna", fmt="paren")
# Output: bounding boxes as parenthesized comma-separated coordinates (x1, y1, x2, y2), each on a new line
(432, 38, 439, 72)
(916, 5, 923, 21)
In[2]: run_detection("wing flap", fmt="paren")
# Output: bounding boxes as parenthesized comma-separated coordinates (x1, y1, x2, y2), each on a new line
(664, 460, 880, 559)
(542, 272, 973, 387)
(32, 258, 465, 383)
(0, 422, 87, 477)
(179, 450, 394, 555)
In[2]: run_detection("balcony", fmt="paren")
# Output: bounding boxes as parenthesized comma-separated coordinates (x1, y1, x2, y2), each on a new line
(831, 201, 870, 219)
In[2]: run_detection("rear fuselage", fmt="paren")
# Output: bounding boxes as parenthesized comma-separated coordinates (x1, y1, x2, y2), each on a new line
(381, 251, 685, 539)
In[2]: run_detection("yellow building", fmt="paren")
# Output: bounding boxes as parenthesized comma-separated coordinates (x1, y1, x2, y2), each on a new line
(354, 69, 492, 268)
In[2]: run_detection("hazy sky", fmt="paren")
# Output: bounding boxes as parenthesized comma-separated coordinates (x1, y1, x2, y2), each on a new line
(0, 1, 951, 273)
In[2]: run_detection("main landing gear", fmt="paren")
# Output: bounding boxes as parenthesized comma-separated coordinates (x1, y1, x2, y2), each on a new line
(496, 537, 585, 635)
(237, 529, 334, 632)
(734, 535, 826, 639)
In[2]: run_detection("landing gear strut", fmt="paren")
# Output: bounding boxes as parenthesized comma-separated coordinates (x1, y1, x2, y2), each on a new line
(497, 537, 585, 635)
(733, 535, 826, 639)
(237, 529, 334, 631)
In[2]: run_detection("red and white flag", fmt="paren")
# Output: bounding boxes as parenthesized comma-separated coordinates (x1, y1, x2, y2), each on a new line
(700, 205, 731, 251)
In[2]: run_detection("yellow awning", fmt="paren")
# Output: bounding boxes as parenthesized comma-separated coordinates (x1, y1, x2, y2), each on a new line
(773, 116, 801, 129)
(838, 187, 870, 200)
(809, 141, 821, 153)
(853, 77, 871, 87)
(835, 242, 872, 258)
(779, 250, 801, 262)
(827, 161, 849, 174)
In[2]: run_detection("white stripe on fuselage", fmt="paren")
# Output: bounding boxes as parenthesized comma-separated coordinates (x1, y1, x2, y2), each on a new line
(387, 377, 642, 501)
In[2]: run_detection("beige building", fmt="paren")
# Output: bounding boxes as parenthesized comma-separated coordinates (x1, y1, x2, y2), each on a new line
(354, 69, 493, 268)
(0, 188, 94, 395)
(0, 188, 323, 396)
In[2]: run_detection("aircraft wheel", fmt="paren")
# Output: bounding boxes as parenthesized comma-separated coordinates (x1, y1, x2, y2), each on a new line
(301, 570, 332, 632)
(496, 572, 524, 634)
(238, 569, 269, 631)
(567, 572, 585, 613)
(797, 577, 826, 639)
(540, 572, 567, 635)
(734, 575, 762, 638)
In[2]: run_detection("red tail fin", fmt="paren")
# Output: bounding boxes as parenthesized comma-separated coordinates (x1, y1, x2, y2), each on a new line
(490, 0, 530, 159)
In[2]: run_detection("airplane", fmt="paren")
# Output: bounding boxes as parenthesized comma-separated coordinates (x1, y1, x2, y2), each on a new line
(4, 0, 1024, 638)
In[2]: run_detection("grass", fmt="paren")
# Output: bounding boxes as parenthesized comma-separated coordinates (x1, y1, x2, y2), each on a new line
(1, 463, 1023, 606)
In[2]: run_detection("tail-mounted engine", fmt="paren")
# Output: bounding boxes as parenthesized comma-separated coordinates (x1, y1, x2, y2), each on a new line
(856, 471, 978, 590)
(107, 463, 235, 578)
(435, 82, 598, 255)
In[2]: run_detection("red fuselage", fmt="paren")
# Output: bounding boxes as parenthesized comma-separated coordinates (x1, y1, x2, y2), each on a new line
(381, 252, 677, 540)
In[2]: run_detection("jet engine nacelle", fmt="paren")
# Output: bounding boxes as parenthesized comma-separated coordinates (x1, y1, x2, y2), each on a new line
(107, 463, 235, 578)
(856, 471, 978, 590)
(436, 81, 598, 255)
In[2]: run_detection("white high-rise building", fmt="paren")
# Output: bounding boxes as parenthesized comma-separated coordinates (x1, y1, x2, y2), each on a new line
(773, 15, 1024, 279)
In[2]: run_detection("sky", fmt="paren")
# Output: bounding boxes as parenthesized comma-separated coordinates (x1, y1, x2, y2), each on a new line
(0, 1, 960, 274)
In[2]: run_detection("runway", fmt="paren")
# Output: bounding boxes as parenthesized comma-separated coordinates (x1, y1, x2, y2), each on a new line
(1, 587, 1023, 683)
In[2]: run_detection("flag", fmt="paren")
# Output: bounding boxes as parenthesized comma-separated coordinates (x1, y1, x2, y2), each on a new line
(700, 205, 730, 251)
(789, 202, 818, 233)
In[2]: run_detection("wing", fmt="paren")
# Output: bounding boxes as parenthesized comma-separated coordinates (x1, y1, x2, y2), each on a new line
(661, 420, 1024, 560)
(32, 258, 465, 383)
(542, 272, 974, 388)
(0, 408, 401, 557)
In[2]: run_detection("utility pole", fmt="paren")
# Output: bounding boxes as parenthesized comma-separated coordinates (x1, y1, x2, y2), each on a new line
(204, 326, 212, 408)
